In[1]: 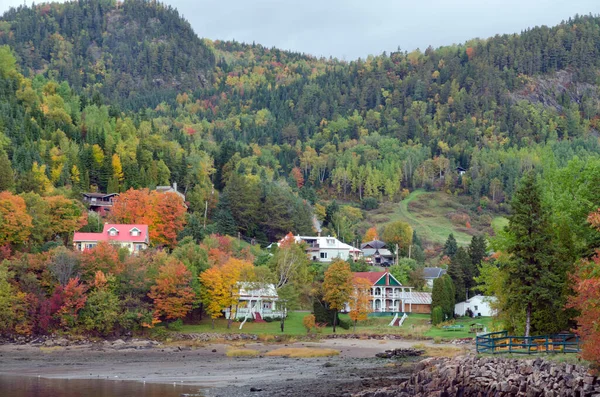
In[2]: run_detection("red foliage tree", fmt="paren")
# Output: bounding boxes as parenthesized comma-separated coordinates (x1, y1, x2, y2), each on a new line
(291, 167, 304, 189)
(568, 208, 600, 367)
(54, 277, 87, 328)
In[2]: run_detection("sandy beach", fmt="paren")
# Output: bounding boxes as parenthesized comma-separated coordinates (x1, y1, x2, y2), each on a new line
(0, 338, 463, 396)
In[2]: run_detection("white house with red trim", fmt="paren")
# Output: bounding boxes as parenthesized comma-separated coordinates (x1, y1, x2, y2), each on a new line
(73, 224, 149, 253)
(351, 271, 414, 313)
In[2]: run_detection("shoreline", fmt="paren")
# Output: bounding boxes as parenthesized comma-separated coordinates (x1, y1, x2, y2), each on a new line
(0, 338, 464, 396)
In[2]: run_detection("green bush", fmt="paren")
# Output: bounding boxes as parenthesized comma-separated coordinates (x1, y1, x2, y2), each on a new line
(263, 317, 273, 322)
(167, 319, 184, 331)
(361, 197, 379, 210)
(431, 306, 444, 326)
(337, 319, 351, 330)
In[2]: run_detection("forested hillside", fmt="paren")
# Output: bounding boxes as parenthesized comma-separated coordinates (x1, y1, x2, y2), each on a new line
(0, 0, 600, 250)
(0, 0, 214, 108)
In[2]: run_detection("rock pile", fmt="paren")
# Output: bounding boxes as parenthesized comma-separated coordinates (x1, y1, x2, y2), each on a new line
(375, 348, 425, 359)
(355, 355, 599, 397)
(175, 333, 259, 342)
(326, 334, 424, 341)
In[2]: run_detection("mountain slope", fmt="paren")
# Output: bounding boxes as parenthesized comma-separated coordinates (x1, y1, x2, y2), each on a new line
(0, 0, 214, 108)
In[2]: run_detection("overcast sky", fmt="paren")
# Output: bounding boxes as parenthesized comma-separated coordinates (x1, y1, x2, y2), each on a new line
(1, 0, 599, 59)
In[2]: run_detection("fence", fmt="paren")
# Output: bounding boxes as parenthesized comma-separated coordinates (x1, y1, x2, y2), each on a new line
(476, 331, 580, 354)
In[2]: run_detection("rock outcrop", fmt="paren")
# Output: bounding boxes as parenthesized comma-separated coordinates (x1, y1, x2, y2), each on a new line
(355, 355, 599, 397)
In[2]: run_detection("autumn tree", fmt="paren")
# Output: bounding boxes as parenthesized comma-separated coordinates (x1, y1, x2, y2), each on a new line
(381, 221, 413, 255)
(0, 192, 33, 247)
(268, 233, 311, 302)
(323, 259, 353, 332)
(362, 227, 379, 243)
(54, 277, 87, 328)
(568, 209, 600, 366)
(348, 277, 372, 332)
(199, 267, 227, 328)
(148, 258, 196, 324)
(80, 271, 121, 335)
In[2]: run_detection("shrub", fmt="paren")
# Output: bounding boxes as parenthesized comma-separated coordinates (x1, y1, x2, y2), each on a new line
(263, 316, 273, 322)
(303, 314, 316, 334)
(337, 319, 351, 330)
(167, 318, 183, 331)
(361, 197, 379, 210)
(431, 306, 444, 326)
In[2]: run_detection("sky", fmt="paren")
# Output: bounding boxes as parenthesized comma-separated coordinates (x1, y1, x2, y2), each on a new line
(1, 0, 599, 60)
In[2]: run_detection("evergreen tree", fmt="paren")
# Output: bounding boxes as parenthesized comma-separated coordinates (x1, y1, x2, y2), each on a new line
(443, 233, 458, 257)
(468, 235, 487, 279)
(213, 194, 238, 237)
(431, 274, 455, 321)
(504, 172, 566, 336)
(448, 247, 469, 302)
(0, 151, 14, 191)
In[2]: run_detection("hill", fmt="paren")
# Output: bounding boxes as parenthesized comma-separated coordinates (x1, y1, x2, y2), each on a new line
(0, 0, 215, 108)
(0, 1, 599, 257)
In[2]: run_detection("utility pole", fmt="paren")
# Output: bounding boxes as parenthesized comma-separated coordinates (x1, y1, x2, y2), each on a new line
(408, 244, 412, 259)
(395, 243, 399, 265)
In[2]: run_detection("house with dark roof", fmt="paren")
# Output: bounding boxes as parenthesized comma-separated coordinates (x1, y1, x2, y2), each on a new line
(350, 271, 414, 313)
(361, 240, 394, 266)
(155, 182, 187, 208)
(82, 192, 119, 214)
(423, 267, 447, 288)
(73, 224, 149, 254)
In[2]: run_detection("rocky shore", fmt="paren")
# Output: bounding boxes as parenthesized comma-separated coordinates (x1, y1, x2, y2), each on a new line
(355, 355, 597, 397)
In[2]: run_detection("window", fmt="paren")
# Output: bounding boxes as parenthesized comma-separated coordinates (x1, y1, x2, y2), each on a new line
(130, 228, 140, 236)
(108, 227, 118, 236)
(85, 243, 96, 249)
(320, 252, 328, 259)
(326, 239, 335, 245)
(474, 305, 478, 311)
(134, 244, 145, 251)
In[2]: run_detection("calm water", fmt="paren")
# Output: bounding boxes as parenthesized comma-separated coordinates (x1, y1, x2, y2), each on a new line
(0, 375, 204, 397)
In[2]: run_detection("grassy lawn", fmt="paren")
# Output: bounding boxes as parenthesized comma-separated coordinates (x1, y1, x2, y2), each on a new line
(176, 311, 496, 340)
(366, 190, 488, 247)
(491, 216, 509, 233)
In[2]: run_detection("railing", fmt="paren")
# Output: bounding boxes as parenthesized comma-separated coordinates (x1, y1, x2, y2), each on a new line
(476, 331, 580, 354)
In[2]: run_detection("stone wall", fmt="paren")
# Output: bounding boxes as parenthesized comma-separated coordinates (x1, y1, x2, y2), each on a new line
(355, 355, 599, 397)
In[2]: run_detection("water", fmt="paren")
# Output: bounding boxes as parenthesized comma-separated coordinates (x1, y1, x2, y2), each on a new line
(0, 375, 204, 397)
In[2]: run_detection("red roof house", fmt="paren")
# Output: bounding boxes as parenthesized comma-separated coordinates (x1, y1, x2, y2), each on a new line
(73, 224, 149, 253)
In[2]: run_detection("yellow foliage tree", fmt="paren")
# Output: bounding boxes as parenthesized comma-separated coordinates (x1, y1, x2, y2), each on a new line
(31, 162, 53, 194)
(199, 267, 227, 329)
(323, 259, 353, 333)
(348, 277, 373, 332)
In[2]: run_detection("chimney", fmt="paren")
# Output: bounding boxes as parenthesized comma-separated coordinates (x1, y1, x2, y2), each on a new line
(173, 182, 177, 191)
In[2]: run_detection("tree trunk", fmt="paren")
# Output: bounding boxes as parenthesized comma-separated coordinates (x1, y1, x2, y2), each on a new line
(211, 318, 215, 329)
(525, 302, 532, 337)
(227, 305, 233, 329)
(332, 309, 337, 333)
(353, 319, 357, 333)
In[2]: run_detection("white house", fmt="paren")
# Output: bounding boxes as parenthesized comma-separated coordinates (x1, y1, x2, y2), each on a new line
(294, 235, 362, 263)
(423, 267, 447, 288)
(345, 271, 414, 313)
(224, 283, 285, 321)
(455, 295, 496, 317)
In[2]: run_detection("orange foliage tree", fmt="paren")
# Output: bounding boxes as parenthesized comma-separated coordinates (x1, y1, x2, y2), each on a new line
(362, 227, 379, 242)
(0, 192, 33, 247)
(109, 189, 186, 248)
(348, 277, 373, 332)
(79, 242, 122, 281)
(568, 208, 600, 367)
(148, 258, 196, 323)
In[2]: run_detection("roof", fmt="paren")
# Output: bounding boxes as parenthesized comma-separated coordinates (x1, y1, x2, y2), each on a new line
(73, 224, 149, 244)
(353, 271, 387, 284)
(82, 192, 119, 198)
(361, 240, 387, 249)
(294, 235, 357, 251)
(423, 267, 447, 279)
(412, 292, 432, 305)
(362, 248, 393, 258)
(238, 282, 278, 299)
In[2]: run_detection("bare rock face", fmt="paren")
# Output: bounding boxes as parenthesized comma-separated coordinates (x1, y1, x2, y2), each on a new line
(353, 355, 600, 397)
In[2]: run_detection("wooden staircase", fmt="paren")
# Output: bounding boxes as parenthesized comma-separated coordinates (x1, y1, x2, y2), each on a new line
(254, 312, 266, 323)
